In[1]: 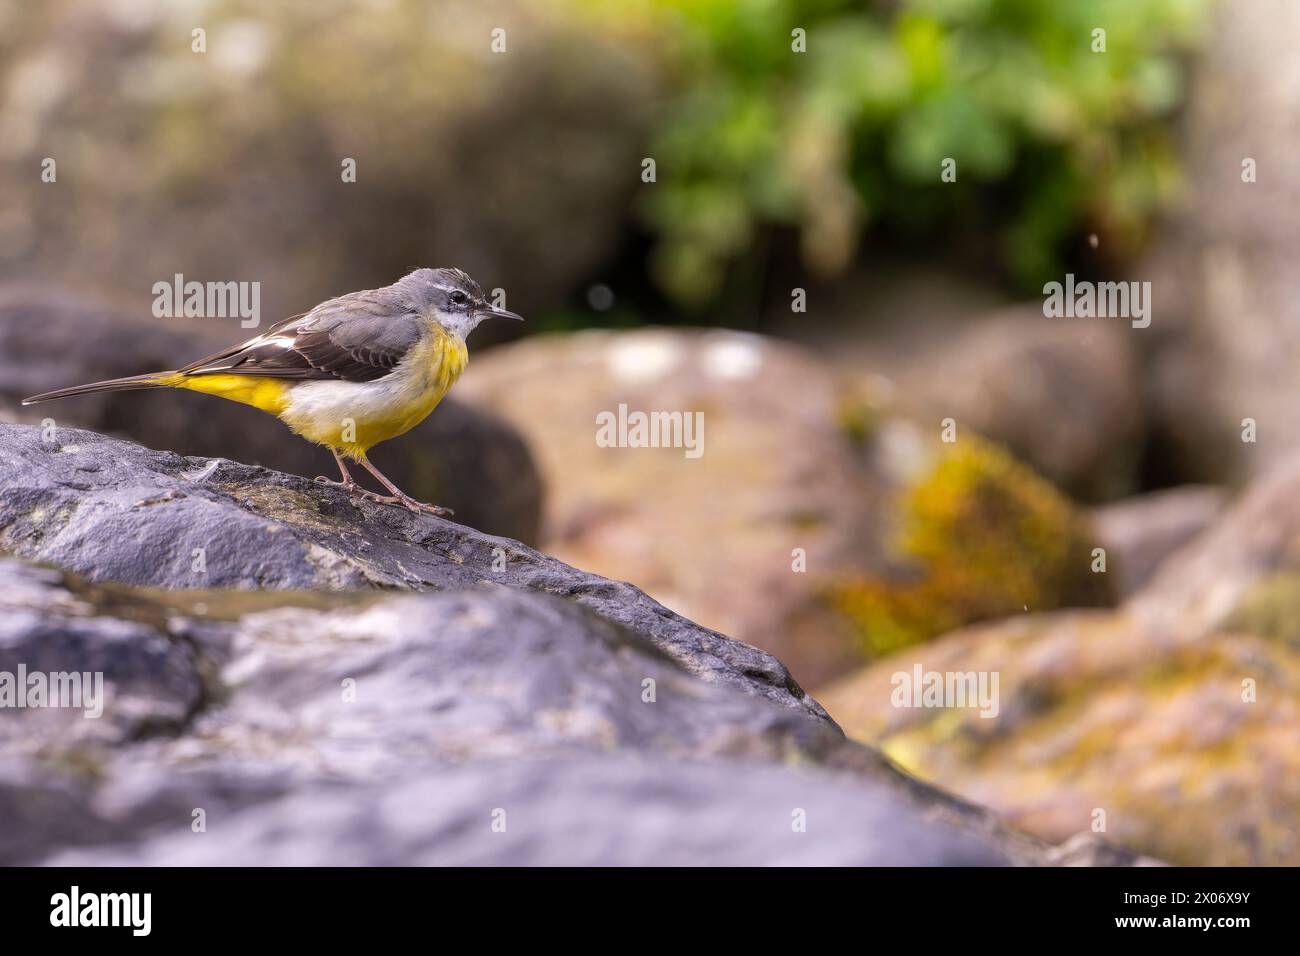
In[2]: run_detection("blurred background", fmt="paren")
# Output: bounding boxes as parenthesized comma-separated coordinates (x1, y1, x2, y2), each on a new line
(2, 0, 1299, 865)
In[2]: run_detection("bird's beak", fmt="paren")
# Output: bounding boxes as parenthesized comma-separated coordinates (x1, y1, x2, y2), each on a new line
(482, 305, 524, 322)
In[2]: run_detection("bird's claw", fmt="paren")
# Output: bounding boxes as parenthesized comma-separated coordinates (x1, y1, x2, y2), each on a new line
(395, 497, 454, 518)
(315, 470, 452, 518)
(314, 475, 358, 493)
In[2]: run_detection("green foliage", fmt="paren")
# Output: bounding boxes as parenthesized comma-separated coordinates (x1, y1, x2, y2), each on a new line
(635, 0, 1212, 304)
(833, 436, 1113, 656)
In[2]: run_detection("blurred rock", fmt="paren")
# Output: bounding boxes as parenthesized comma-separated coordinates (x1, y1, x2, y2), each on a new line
(1043, 832, 1164, 868)
(821, 457, 1300, 865)
(1144, 0, 1300, 481)
(0, 283, 542, 542)
(1136, 449, 1300, 639)
(831, 432, 1114, 661)
(43, 759, 1010, 867)
(819, 606, 1300, 866)
(460, 328, 1114, 682)
(889, 308, 1145, 502)
(458, 327, 883, 687)
(1090, 485, 1227, 597)
(768, 270, 1145, 501)
(0, 1, 656, 327)
(0, 553, 1145, 866)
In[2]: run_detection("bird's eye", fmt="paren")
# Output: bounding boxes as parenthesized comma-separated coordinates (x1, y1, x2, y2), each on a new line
(449, 290, 468, 305)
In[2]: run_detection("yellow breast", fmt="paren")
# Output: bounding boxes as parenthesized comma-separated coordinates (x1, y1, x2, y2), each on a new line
(358, 330, 468, 447)
(275, 325, 468, 458)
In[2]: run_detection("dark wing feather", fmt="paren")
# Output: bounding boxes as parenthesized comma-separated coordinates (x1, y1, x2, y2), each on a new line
(178, 291, 423, 384)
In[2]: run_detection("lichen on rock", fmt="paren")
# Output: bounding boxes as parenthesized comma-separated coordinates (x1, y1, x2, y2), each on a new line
(832, 436, 1114, 656)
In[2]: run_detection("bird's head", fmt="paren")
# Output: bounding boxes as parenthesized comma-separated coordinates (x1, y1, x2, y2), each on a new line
(400, 267, 523, 340)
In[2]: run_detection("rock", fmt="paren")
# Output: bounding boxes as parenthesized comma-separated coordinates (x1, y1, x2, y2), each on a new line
(820, 607, 1300, 865)
(1044, 832, 1164, 868)
(1, 556, 1068, 866)
(0, 283, 542, 543)
(829, 433, 1114, 657)
(0, 561, 208, 751)
(1135, 449, 1300, 637)
(0, 427, 1152, 865)
(820, 456, 1300, 865)
(457, 328, 884, 687)
(44, 759, 1009, 867)
(1090, 485, 1227, 597)
(0, 2, 655, 322)
(767, 270, 1145, 502)
(457, 327, 1115, 686)
(0, 422, 816, 719)
(1143, 0, 1300, 481)
(883, 307, 1145, 503)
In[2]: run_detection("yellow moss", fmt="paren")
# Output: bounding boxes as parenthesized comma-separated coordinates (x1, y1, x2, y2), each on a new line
(833, 436, 1112, 656)
(836, 395, 881, 448)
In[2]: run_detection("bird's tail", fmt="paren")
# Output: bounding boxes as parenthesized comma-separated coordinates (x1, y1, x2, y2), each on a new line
(22, 371, 181, 405)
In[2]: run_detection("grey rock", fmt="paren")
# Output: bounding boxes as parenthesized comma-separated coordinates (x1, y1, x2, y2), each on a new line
(1091, 485, 1227, 597)
(49, 758, 1009, 867)
(1134, 448, 1300, 634)
(897, 307, 1145, 503)
(0, 556, 1033, 866)
(0, 427, 1145, 865)
(0, 422, 821, 718)
(1143, 0, 1300, 481)
(1043, 832, 1165, 868)
(766, 271, 1144, 502)
(0, 561, 207, 749)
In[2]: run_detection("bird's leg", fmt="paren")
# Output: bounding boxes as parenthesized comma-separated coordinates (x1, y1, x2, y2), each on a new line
(357, 457, 455, 518)
(314, 449, 360, 492)
(314, 450, 430, 511)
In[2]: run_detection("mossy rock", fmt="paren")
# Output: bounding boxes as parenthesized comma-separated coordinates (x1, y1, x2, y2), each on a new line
(832, 436, 1114, 656)
(1223, 573, 1300, 650)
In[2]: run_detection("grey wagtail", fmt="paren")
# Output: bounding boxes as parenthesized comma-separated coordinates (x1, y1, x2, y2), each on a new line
(23, 268, 522, 516)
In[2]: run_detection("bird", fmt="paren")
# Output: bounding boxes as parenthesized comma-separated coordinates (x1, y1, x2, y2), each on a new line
(23, 268, 522, 516)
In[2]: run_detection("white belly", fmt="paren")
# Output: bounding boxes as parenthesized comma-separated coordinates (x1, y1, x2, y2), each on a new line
(279, 361, 441, 455)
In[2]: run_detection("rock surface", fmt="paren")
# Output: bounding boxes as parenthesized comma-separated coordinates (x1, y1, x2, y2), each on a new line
(0, 2, 655, 324)
(882, 308, 1145, 503)
(1135, 449, 1300, 636)
(0, 283, 543, 543)
(820, 455, 1300, 866)
(457, 327, 1115, 686)
(1090, 485, 1226, 598)
(0, 425, 1148, 865)
(1143, 0, 1300, 481)
(1, 558, 1038, 867)
(0, 423, 814, 718)
(44, 758, 1009, 867)
(458, 327, 884, 687)
(766, 270, 1147, 501)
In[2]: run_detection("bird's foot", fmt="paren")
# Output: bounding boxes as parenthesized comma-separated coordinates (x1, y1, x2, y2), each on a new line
(314, 475, 360, 493)
(314, 474, 453, 518)
(388, 493, 455, 518)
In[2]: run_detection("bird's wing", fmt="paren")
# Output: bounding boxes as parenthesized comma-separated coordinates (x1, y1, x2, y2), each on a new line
(177, 292, 424, 384)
